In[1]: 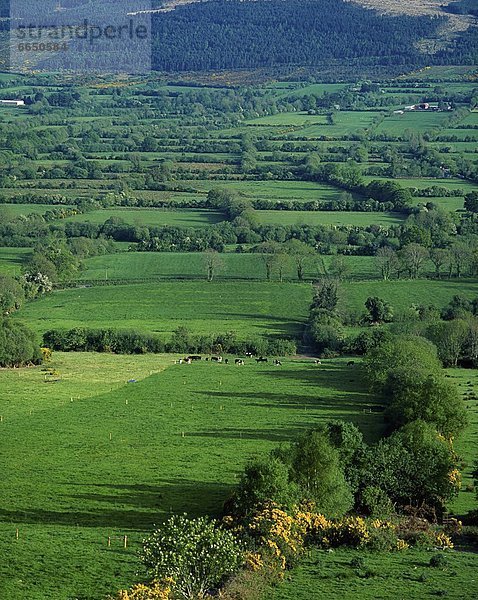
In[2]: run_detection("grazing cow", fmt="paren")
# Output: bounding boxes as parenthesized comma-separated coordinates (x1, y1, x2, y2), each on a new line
(235, 359, 245, 365)
(183, 358, 192, 364)
(187, 355, 202, 361)
(211, 356, 223, 363)
(347, 360, 355, 366)
(224, 358, 229, 364)
(314, 359, 322, 365)
(273, 359, 282, 366)
(256, 357, 268, 363)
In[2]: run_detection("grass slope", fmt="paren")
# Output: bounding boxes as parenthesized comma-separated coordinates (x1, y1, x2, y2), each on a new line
(272, 547, 478, 600)
(16, 281, 312, 339)
(0, 353, 383, 600)
(341, 279, 478, 317)
(80, 253, 378, 283)
(63, 208, 225, 228)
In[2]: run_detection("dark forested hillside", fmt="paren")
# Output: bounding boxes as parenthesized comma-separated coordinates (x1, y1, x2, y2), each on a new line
(151, 0, 477, 71)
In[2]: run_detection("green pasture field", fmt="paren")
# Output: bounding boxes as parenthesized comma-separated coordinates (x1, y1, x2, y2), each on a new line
(288, 111, 380, 138)
(440, 128, 478, 141)
(375, 111, 450, 135)
(254, 210, 403, 227)
(0, 203, 73, 217)
(63, 208, 225, 228)
(175, 179, 354, 202)
(430, 141, 478, 152)
(0, 247, 31, 275)
(361, 176, 477, 195)
(447, 368, 478, 516)
(246, 112, 329, 127)
(79, 252, 378, 283)
(340, 279, 478, 319)
(0, 353, 385, 600)
(414, 196, 464, 212)
(15, 280, 312, 339)
(272, 546, 478, 600)
(0, 188, 93, 199)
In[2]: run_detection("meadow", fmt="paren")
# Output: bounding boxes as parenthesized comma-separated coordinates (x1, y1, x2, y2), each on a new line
(254, 210, 403, 227)
(63, 208, 225, 228)
(272, 546, 478, 600)
(340, 279, 478, 318)
(0, 353, 384, 600)
(0, 247, 32, 276)
(16, 281, 313, 340)
(0, 204, 73, 217)
(1, 69, 478, 600)
(169, 180, 349, 202)
(79, 252, 378, 283)
(375, 111, 450, 135)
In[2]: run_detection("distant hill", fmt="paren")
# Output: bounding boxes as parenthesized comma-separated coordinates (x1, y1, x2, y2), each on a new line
(149, 0, 478, 72)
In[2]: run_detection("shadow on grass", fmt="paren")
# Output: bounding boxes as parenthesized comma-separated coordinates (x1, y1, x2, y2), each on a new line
(0, 480, 231, 528)
(187, 425, 310, 443)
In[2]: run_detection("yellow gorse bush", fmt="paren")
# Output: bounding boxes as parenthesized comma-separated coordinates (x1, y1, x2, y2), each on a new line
(448, 468, 462, 489)
(433, 532, 454, 549)
(370, 519, 396, 531)
(396, 539, 409, 551)
(244, 551, 264, 572)
(112, 578, 173, 600)
(328, 516, 370, 547)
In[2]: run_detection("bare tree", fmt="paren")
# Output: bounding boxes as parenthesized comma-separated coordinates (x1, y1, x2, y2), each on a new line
(204, 249, 224, 282)
(272, 253, 291, 283)
(329, 255, 351, 281)
(450, 242, 471, 278)
(375, 247, 399, 280)
(284, 239, 314, 281)
(429, 248, 450, 279)
(399, 243, 429, 279)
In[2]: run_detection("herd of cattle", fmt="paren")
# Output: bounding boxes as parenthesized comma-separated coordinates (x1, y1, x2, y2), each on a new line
(175, 356, 357, 366)
(175, 355, 283, 366)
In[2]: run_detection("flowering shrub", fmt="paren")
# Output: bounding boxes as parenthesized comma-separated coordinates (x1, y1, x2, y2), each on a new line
(448, 468, 462, 489)
(247, 503, 307, 570)
(110, 579, 173, 600)
(396, 539, 409, 551)
(140, 515, 244, 599)
(328, 516, 370, 548)
(40, 347, 52, 362)
(433, 532, 454, 549)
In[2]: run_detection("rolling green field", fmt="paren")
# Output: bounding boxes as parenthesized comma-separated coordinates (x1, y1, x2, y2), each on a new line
(79, 252, 378, 283)
(246, 112, 329, 127)
(362, 176, 476, 194)
(1, 68, 478, 600)
(0, 247, 32, 275)
(255, 210, 402, 227)
(16, 281, 312, 339)
(0, 353, 385, 600)
(340, 279, 478, 318)
(413, 195, 464, 212)
(63, 208, 225, 228)
(375, 111, 450, 135)
(0, 204, 73, 217)
(272, 547, 478, 600)
(174, 179, 350, 202)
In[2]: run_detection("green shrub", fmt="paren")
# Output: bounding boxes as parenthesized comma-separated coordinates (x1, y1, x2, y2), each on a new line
(0, 318, 42, 367)
(140, 515, 244, 600)
(428, 554, 449, 569)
